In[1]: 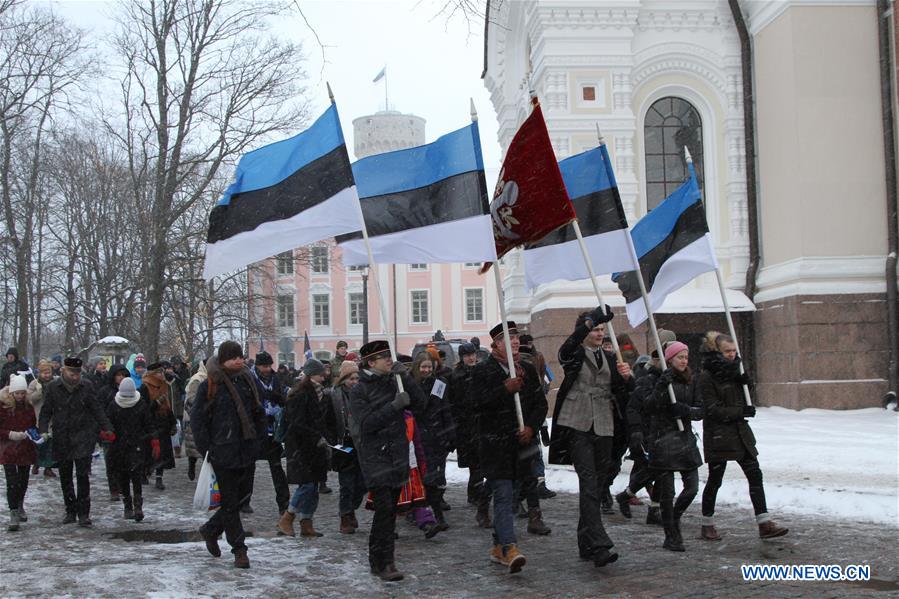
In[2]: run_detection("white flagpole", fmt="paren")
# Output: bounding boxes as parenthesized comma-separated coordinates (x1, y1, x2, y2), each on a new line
(330, 83, 404, 393)
(682, 146, 753, 407)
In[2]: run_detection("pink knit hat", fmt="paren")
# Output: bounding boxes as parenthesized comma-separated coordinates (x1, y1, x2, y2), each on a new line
(664, 341, 689, 362)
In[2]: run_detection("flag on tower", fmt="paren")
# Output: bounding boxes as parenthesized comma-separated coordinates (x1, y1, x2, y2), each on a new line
(373, 66, 386, 83)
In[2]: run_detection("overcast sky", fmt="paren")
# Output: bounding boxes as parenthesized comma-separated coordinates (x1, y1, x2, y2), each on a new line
(51, 0, 502, 181)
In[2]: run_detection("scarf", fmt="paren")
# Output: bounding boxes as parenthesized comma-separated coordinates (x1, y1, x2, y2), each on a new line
(210, 359, 259, 442)
(491, 349, 522, 376)
(115, 392, 140, 409)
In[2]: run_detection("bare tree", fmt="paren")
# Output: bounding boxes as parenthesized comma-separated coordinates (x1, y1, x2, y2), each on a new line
(106, 0, 310, 358)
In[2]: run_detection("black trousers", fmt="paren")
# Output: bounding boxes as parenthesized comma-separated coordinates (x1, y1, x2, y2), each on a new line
(468, 466, 492, 509)
(368, 486, 402, 571)
(604, 433, 628, 491)
(568, 430, 615, 556)
(3, 464, 30, 510)
(702, 453, 767, 517)
(656, 468, 699, 526)
(58, 456, 92, 516)
(102, 445, 119, 495)
(202, 465, 252, 554)
(247, 458, 290, 513)
(116, 467, 143, 505)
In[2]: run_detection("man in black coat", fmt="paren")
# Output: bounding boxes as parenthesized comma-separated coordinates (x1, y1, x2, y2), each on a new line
(191, 341, 267, 569)
(548, 307, 633, 568)
(39, 356, 115, 526)
(348, 340, 427, 582)
(472, 322, 548, 574)
(245, 351, 289, 515)
(1, 347, 31, 389)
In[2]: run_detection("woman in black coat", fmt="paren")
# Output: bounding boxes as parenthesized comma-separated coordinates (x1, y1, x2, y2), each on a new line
(278, 361, 330, 538)
(105, 377, 156, 522)
(141, 368, 177, 490)
(647, 342, 703, 552)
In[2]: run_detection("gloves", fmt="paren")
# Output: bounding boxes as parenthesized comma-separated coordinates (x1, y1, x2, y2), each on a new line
(503, 377, 523, 394)
(658, 368, 674, 386)
(150, 439, 161, 461)
(99, 430, 116, 443)
(7, 431, 28, 442)
(628, 431, 644, 454)
(588, 304, 614, 326)
(391, 391, 411, 411)
(743, 405, 756, 418)
(316, 437, 329, 448)
(737, 372, 753, 386)
(668, 402, 692, 419)
(390, 362, 408, 376)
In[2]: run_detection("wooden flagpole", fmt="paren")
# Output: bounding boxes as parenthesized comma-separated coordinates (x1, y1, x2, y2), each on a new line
(330, 82, 404, 393)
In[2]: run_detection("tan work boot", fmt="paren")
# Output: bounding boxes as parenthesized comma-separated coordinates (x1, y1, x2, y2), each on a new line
(300, 518, 323, 537)
(502, 544, 526, 574)
(276, 511, 296, 537)
(701, 524, 722, 541)
(758, 520, 788, 539)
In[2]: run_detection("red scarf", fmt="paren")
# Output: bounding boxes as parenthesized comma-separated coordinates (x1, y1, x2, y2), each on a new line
(491, 348, 522, 376)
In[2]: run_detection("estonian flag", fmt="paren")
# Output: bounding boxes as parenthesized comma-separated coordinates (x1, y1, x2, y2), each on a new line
(336, 121, 496, 266)
(203, 104, 362, 279)
(614, 163, 718, 327)
(523, 144, 638, 290)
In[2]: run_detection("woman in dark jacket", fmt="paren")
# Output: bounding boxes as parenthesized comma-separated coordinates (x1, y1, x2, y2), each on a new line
(276, 359, 330, 538)
(191, 342, 267, 569)
(647, 342, 703, 552)
(0, 375, 37, 531)
(324, 360, 364, 534)
(105, 377, 156, 522)
(141, 367, 177, 490)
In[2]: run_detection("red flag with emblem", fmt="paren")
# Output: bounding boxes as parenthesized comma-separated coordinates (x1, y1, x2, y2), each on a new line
(480, 103, 575, 273)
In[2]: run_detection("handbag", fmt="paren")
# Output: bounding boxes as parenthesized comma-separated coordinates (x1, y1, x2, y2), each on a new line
(192, 452, 221, 511)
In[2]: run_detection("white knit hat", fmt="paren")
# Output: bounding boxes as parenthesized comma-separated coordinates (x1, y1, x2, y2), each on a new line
(8, 374, 27, 393)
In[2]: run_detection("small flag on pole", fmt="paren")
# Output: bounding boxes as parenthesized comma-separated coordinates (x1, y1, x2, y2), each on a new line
(203, 104, 362, 279)
(613, 163, 718, 327)
(303, 332, 313, 361)
(373, 66, 386, 83)
(480, 103, 575, 273)
(523, 145, 638, 289)
(337, 121, 496, 265)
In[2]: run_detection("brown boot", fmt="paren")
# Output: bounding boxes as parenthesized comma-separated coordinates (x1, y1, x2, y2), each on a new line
(234, 547, 250, 569)
(300, 518, 323, 537)
(701, 524, 722, 541)
(526, 508, 551, 535)
(276, 511, 296, 537)
(339, 513, 355, 534)
(758, 520, 788, 539)
(349, 511, 359, 529)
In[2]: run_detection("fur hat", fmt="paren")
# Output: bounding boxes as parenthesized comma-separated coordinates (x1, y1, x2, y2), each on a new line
(8, 374, 27, 394)
(336, 360, 359, 386)
(217, 341, 243, 364)
(63, 356, 83, 371)
(664, 341, 689, 362)
(302, 359, 325, 377)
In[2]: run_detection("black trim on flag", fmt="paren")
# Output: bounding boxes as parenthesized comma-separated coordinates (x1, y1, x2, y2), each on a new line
(337, 170, 488, 242)
(527, 188, 628, 249)
(616, 201, 709, 303)
(207, 145, 354, 244)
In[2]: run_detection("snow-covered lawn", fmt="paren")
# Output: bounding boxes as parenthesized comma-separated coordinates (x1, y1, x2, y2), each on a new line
(448, 407, 899, 526)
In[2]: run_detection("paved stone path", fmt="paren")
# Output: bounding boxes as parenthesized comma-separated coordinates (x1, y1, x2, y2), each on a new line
(0, 456, 896, 597)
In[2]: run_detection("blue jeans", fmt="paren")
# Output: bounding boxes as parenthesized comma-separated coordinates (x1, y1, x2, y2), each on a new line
(288, 482, 319, 520)
(531, 440, 546, 479)
(489, 479, 516, 546)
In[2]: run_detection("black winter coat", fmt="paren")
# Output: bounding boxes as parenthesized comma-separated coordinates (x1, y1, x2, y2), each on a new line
(698, 352, 757, 462)
(549, 322, 634, 465)
(646, 370, 703, 471)
(190, 358, 266, 469)
(447, 362, 477, 468)
(472, 356, 547, 480)
(1, 348, 30, 388)
(105, 398, 155, 471)
(415, 373, 456, 485)
(627, 364, 661, 438)
(323, 384, 359, 472)
(284, 382, 329, 484)
(39, 377, 112, 461)
(348, 368, 427, 489)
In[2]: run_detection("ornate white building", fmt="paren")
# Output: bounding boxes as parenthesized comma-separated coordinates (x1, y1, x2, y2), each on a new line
(484, 0, 895, 409)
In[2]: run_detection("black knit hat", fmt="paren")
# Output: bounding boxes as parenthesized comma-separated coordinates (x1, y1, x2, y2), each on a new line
(217, 340, 243, 364)
(255, 351, 274, 366)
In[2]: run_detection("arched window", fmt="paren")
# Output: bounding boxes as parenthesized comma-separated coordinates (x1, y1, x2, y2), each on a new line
(644, 97, 705, 211)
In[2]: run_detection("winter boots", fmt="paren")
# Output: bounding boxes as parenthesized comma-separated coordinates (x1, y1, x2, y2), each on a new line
(276, 511, 296, 537)
(701, 524, 722, 541)
(18, 506, 26, 522)
(374, 563, 404, 582)
(123, 497, 135, 520)
(339, 513, 355, 534)
(155, 476, 165, 491)
(526, 508, 551, 535)
(8, 509, 20, 532)
(646, 506, 663, 526)
(299, 518, 323, 537)
(537, 481, 557, 499)
(62, 511, 77, 525)
(592, 548, 619, 568)
(77, 513, 92, 527)
(234, 547, 250, 569)
(615, 491, 632, 519)
(490, 543, 526, 574)
(199, 525, 222, 557)
(187, 459, 196, 481)
(134, 497, 144, 522)
(318, 481, 332, 494)
(476, 503, 492, 528)
(758, 520, 789, 539)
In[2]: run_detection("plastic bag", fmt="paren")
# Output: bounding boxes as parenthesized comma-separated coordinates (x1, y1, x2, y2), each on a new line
(192, 453, 220, 511)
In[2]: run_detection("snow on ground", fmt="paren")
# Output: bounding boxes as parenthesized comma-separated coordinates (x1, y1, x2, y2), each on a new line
(448, 406, 899, 526)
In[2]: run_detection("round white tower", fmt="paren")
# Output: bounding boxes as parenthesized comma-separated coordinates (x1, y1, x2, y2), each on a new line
(352, 110, 426, 159)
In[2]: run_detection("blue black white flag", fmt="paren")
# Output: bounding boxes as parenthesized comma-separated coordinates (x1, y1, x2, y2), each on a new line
(523, 145, 638, 289)
(203, 104, 362, 279)
(337, 121, 496, 266)
(614, 163, 718, 327)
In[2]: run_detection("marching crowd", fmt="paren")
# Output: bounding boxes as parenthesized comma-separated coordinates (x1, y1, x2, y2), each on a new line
(0, 307, 788, 581)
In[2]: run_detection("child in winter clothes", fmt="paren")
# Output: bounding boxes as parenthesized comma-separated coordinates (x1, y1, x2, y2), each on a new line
(106, 378, 158, 522)
(0, 375, 37, 531)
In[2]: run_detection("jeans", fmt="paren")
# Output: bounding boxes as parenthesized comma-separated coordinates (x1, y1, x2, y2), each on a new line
(368, 486, 402, 571)
(338, 463, 366, 516)
(3, 464, 30, 510)
(702, 453, 767, 517)
(568, 430, 615, 556)
(202, 465, 252, 554)
(58, 456, 92, 516)
(531, 441, 546, 479)
(288, 482, 319, 520)
(489, 478, 516, 546)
